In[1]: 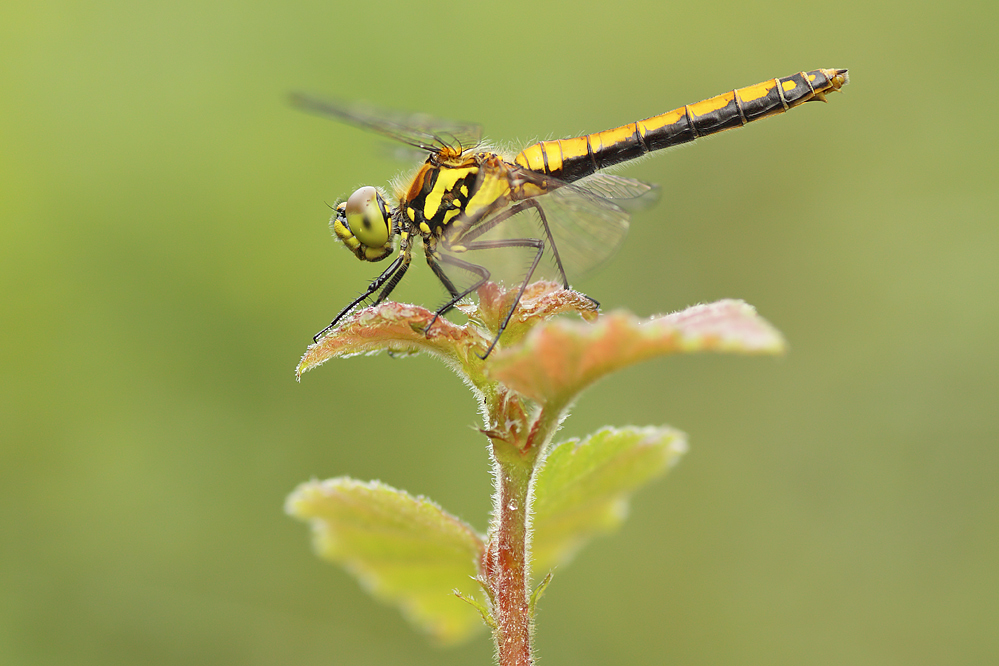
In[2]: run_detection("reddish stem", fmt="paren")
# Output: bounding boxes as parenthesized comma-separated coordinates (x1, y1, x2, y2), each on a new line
(483, 447, 536, 666)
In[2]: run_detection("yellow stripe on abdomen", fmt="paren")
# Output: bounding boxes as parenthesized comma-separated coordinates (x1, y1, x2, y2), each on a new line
(515, 68, 848, 183)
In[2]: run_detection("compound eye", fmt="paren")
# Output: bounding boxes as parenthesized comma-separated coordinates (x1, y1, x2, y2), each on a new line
(345, 186, 390, 249)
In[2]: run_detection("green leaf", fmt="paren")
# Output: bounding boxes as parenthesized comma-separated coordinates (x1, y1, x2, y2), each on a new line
(530, 426, 687, 575)
(488, 300, 786, 408)
(286, 478, 486, 644)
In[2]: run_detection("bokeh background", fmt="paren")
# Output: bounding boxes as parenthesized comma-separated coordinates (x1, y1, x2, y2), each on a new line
(2, 0, 997, 664)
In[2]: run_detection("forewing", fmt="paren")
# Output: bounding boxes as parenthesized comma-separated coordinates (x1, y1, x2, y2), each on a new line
(440, 169, 657, 287)
(290, 93, 483, 154)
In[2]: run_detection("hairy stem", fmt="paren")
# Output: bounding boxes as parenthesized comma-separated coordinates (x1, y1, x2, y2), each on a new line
(483, 440, 537, 666)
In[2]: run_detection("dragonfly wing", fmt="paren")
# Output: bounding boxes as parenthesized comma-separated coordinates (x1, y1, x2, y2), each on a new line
(290, 93, 483, 154)
(533, 178, 634, 279)
(442, 167, 650, 285)
(574, 173, 661, 211)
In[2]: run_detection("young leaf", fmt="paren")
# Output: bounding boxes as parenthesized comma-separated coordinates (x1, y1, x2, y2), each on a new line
(530, 426, 687, 575)
(286, 478, 486, 644)
(488, 300, 786, 408)
(295, 282, 599, 389)
(296, 302, 483, 380)
(462, 281, 599, 349)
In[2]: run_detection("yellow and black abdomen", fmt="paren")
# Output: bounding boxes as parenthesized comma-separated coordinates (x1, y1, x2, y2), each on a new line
(515, 68, 848, 183)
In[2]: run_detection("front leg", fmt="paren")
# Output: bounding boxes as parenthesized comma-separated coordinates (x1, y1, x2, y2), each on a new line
(313, 250, 412, 342)
(423, 251, 492, 335)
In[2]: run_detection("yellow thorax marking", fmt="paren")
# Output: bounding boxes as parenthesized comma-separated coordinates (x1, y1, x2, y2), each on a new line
(422, 165, 477, 221)
(462, 164, 513, 222)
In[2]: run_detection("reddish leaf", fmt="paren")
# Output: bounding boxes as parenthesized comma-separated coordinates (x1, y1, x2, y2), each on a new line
(488, 300, 786, 404)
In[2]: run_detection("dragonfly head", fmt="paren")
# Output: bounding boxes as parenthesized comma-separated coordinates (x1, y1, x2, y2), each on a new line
(332, 186, 394, 261)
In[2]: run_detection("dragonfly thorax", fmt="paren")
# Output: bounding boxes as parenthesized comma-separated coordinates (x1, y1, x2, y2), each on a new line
(332, 186, 394, 262)
(398, 155, 522, 248)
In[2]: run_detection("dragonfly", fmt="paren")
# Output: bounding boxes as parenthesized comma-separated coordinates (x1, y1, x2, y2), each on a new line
(294, 68, 848, 357)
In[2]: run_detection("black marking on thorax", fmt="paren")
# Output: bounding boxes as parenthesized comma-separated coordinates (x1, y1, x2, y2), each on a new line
(405, 162, 482, 235)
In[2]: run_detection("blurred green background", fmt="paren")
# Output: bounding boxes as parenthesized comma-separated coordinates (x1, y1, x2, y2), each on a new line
(2, 0, 996, 663)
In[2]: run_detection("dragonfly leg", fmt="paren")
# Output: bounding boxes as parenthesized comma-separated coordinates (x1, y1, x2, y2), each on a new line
(526, 198, 570, 289)
(423, 250, 468, 334)
(508, 198, 598, 306)
(431, 252, 492, 318)
(427, 197, 536, 324)
(452, 196, 571, 290)
(438, 237, 545, 359)
(313, 250, 411, 342)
